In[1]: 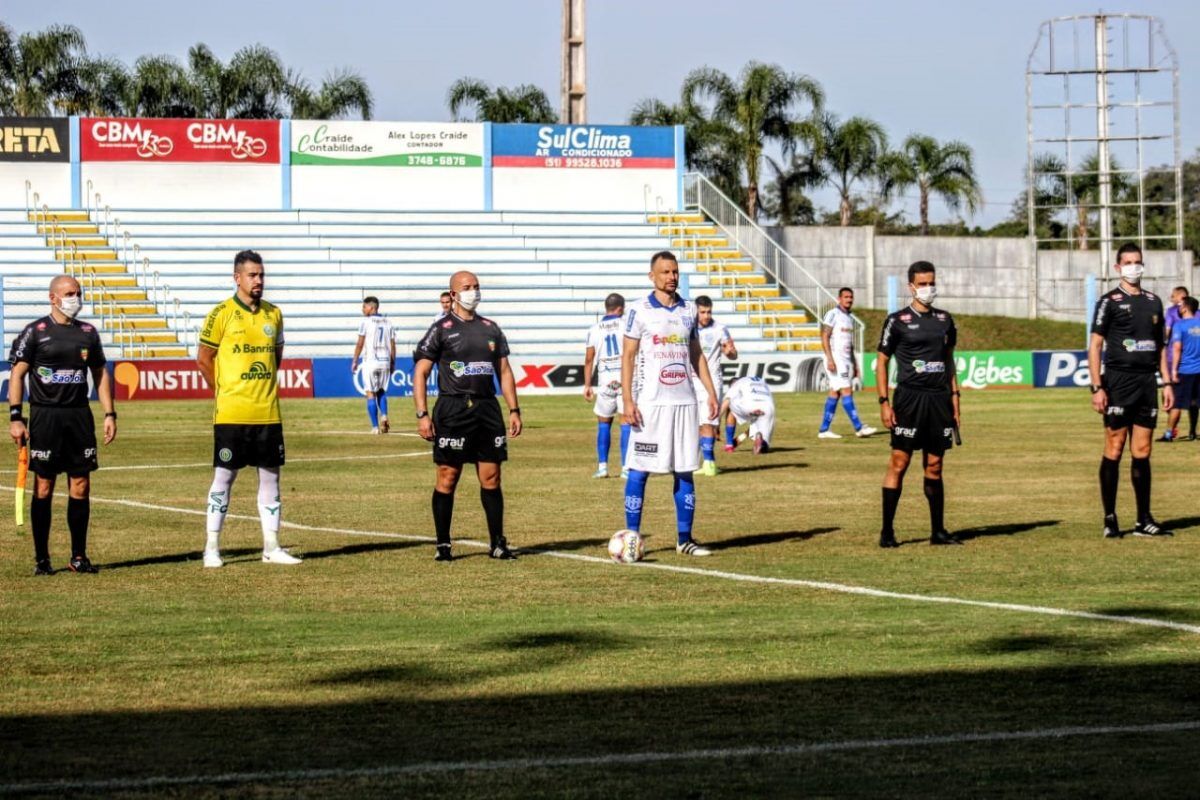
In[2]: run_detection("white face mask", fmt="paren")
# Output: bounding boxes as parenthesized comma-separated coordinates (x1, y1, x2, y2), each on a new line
(457, 289, 481, 311)
(1120, 262, 1145, 284)
(913, 285, 937, 305)
(56, 295, 82, 319)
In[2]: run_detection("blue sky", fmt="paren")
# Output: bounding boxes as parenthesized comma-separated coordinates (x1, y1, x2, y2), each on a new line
(5, 0, 1197, 225)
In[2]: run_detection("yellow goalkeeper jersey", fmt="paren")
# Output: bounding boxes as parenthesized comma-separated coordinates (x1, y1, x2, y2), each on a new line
(199, 295, 285, 424)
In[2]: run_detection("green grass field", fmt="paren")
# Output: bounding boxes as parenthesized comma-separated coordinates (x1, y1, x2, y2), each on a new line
(2, 391, 1198, 798)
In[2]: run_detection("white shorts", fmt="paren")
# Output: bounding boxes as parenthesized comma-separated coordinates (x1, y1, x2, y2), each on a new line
(361, 363, 391, 393)
(731, 401, 776, 445)
(693, 379, 724, 426)
(625, 403, 700, 474)
(592, 382, 624, 419)
(825, 358, 854, 392)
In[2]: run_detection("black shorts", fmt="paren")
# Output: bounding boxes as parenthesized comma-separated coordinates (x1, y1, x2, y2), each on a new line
(432, 396, 507, 465)
(27, 405, 98, 477)
(213, 424, 285, 469)
(1175, 372, 1200, 409)
(890, 386, 954, 454)
(1103, 370, 1158, 429)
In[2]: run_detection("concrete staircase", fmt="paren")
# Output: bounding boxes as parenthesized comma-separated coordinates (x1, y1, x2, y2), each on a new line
(648, 211, 822, 352)
(33, 210, 188, 357)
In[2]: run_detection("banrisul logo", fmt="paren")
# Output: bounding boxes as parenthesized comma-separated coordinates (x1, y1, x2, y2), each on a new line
(241, 361, 273, 380)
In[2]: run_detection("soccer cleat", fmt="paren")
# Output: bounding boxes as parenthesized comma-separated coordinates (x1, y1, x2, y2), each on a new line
(736, 432, 749, 446)
(203, 549, 224, 568)
(753, 433, 765, 455)
(856, 425, 878, 438)
(698, 460, 718, 477)
(929, 530, 962, 546)
(1186, 434, 1198, 441)
(620, 467, 630, 479)
(879, 532, 899, 549)
(676, 540, 712, 556)
(592, 466, 609, 479)
(1103, 515, 1122, 539)
(370, 427, 380, 435)
(380, 417, 390, 434)
(33, 559, 53, 576)
(1155, 432, 1174, 442)
(489, 540, 518, 560)
(723, 444, 735, 453)
(434, 545, 453, 562)
(817, 430, 842, 439)
(262, 548, 302, 565)
(68, 555, 99, 573)
(1132, 519, 1173, 537)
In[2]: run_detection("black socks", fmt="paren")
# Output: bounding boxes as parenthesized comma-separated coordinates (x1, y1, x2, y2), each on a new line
(480, 487, 504, 547)
(881, 486, 902, 535)
(67, 497, 90, 557)
(31, 495, 52, 562)
(1130, 457, 1152, 523)
(432, 490, 454, 547)
(923, 477, 945, 533)
(1099, 457, 1120, 517)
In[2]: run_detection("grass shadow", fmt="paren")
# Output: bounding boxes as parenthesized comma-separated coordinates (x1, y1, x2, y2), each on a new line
(524, 537, 610, 553)
(300, 541, 424, 561)
(718, 461, 809, 474)
(100, 548, 261, 570)
(1158, 515, 1200, 532)
(714, 527, 839, 551)
(954, 520, 1061, 541)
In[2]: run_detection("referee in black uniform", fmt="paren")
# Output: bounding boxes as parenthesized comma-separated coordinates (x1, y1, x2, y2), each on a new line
(875, 261, 961, 547)
(8, 275, 117, 575)
(1087, 242, 1174, 538)
(413, 270, 521, 561)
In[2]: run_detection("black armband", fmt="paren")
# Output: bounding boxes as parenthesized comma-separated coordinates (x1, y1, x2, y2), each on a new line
(9, 404, 22, 422)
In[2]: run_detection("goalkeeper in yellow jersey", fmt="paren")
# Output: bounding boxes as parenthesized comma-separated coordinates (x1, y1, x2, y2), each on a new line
(196, 250, 300, 567)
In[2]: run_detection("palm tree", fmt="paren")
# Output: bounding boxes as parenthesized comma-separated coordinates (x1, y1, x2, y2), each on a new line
(288, 68, 373, 120)
(812, 113, 889, 227)
(882, 134, 982, 235)
(0, 23, 88, 116)
(446, 78, 555, 123)
(681, 62, 823, 219)
(62, 56, 129, 116)
(222, 45, 288, 118)
(1030, 151, 1132, 249)
(761, 153, 822, 225)
(125, 55, 197, 117)
(629, 96, 741, 200)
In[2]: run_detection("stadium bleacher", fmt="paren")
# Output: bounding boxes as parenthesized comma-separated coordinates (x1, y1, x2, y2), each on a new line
(2, 206, 823, 360)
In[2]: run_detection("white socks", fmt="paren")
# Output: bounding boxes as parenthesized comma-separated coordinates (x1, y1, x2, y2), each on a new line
(205, 467, 237, 552)
(205, 466, 283, 553)
(257, 466, 282, 552)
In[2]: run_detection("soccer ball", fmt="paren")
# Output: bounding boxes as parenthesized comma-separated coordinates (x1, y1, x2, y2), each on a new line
(608, 529, 644, 564)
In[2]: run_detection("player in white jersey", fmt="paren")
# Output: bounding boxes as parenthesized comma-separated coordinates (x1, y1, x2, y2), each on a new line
(622, 251, 720, 557)
(583, 293, 631, 478)
(817, 287, 876, 439)
(351, 296, 395, 434)
(692, 295, 737, 476)
(721, 376, 776, 455)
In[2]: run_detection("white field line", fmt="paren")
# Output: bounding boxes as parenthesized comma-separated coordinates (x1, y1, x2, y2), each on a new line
(2, 486, 1198, 637)
(2, 720, 1198, 795)
(0, 451, 428, 474)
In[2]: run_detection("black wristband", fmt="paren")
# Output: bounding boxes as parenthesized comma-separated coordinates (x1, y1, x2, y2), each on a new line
(10, 404, 22, 422)
(105, 411, 117, 419)
(509, 407, 521, 415)
(951, 391, 962, 397)
(878, 396, 889, 405)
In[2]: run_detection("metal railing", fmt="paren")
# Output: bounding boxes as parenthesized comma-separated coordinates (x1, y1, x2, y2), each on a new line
(681, 172, 864, 356)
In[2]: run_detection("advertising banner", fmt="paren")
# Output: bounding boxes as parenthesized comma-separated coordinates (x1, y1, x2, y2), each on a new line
(1033, 350, 1090, 388)
(492, 124, 675, 169)
(291, 121, 482, 167)
(80, 118, 281, 163)
(110, 359, 313, 400)
(311, 357, 438, 399)
(862, 351, 1034, 390)
(0, 117, 69, 162)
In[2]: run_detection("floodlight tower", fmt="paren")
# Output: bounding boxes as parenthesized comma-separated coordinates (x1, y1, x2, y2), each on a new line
(1025, 13, 1183, 316)
(561, 0, 586, 123)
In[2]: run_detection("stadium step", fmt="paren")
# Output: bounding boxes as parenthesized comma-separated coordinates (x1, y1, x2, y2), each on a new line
(749, 312, 810, 325)
(724, 287, 780, 299)
(670, 237, 728, 248)
(646, 212, 705, 224)
(761, 326, 821, 338)
(37, 223, 101, 235)
(707, 274, 767, 286)
(775, 340, 825, 352)
(695, 262, 754, 273)
(660, 225, 717, 236)
(28, 210, 90, 223)
(736, 299, 793, 312)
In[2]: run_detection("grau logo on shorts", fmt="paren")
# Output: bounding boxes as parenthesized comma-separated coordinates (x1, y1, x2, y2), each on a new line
(219, 448, 233, 462)
(83, 448, 96, 458)
(942, 428, 954, 438)
(893, 427, 917, 437)
(633, 442, 658, 454)
(1106, 406, 1125, 416)
(438, 436, 465, 449)
(30, 449, 52, 460)
(494, 436, 506, 448)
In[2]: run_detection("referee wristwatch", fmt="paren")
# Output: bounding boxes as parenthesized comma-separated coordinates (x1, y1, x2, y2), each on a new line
(415, 410, 429, 420)
(1089, 384, 1103, 394)
(878, 396, 889, 405)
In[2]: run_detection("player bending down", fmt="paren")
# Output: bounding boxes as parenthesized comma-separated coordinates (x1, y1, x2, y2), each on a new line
(721, 375, 776, 455)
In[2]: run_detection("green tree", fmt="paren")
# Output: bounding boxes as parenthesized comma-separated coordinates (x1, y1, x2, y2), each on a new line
(681, 61, 823, 220)
(446, 78, 555, 123)
(629, 96, 741, 203)
(125, 55, 197, 117)
(882, 134, 982, 235)
(288, 68, 373, 120)
(812, 113, 889, 227)
(0, 23, 88, 115)
(1029, 151, 1132, 250)
(761, 153, 821, 225)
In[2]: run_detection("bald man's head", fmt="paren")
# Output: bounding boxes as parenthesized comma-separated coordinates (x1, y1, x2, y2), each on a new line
(449, 271, 479, 292)
(49, 274, 79, 296)
(48, 274, 83, 320)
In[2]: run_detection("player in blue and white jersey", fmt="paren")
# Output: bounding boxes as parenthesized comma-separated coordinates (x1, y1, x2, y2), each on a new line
(818, 287, 875, 439)
(721, 375, 776, 455)
(583, 293, 631, 478)
(693, 295, 737, 476)
(621, 251, 720, 557)
(352, 296, 395, 434)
